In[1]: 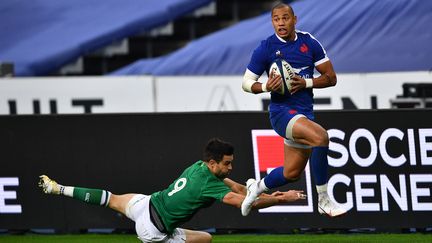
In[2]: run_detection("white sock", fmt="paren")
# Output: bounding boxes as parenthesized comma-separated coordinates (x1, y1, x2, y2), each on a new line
(316, 183, 328, 199)
(257, 179, 269, 193)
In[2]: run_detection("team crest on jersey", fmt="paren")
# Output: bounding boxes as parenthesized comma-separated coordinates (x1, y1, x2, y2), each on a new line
(275, 50, 282, 57)
(300, 43, 309, 53)
(250, 129, 313, 213)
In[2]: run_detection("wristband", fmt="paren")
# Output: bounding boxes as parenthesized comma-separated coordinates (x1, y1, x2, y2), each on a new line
(261, 83, 268, 92)
(305, 78, 313, 88)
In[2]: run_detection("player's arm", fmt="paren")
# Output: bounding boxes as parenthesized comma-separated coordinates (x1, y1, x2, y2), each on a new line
(311, 60, 337, 88)
(290, 60, 337, 94)
(223, 178, 246, 195)
(222, 191, 279, 209)
(242, 69, 282, 94)
(222, 190, 306, 209)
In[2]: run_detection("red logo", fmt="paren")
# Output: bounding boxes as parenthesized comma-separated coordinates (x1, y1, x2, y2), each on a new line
(300, 43, 309, 53)
(251, 129, 313, 213)
(254, 134, 284, 172)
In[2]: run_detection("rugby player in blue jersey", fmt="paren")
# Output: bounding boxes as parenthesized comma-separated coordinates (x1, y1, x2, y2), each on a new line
(241, 2, 347, 217)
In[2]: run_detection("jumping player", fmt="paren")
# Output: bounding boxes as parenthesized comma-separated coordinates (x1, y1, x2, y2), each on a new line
(241, 3, 347, 217)
(39, 138, 306, 243)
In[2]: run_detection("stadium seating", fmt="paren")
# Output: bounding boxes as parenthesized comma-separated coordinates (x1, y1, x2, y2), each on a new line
(75, 0, 275, 76)
(113, 0, 432, 75)
(0, 0, 275, 76)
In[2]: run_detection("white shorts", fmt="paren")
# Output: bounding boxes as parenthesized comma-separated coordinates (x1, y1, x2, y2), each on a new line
(284, 114, 312, 149)
(125, 194, 186, 243)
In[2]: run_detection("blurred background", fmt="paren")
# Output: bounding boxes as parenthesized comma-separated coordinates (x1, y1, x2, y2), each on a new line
(0, 0, 431, 237)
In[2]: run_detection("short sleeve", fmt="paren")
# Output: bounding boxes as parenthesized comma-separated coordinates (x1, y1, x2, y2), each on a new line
(308, 34, 329, 66)
(202, 180, 231, 202)
(246, 41, 268, 76)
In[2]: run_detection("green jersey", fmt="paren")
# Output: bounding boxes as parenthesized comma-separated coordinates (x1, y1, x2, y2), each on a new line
(150, 161, 231, 233)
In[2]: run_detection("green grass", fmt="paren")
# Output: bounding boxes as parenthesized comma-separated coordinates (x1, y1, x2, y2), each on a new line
(0, 233, 431, 243)
(214, 234, 432, 242)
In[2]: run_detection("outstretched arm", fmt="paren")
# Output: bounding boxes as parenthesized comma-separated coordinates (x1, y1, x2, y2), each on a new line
(252, 190, 306, 209)
(222, 189, 306, 209)
(223, 178, 246, 195)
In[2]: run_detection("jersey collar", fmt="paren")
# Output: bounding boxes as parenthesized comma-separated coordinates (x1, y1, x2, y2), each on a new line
(275, 32, 298, 43)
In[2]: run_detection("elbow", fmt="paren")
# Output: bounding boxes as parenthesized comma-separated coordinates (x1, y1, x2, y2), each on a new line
(242, 70, 259, 93)
(242, 79, 255, 93)
(242, 83, 251, 93)
(331, 75, 337, 86)
(326, 73, 337, 87)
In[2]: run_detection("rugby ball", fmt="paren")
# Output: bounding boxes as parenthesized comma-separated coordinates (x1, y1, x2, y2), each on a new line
(269, 59, 296, 94)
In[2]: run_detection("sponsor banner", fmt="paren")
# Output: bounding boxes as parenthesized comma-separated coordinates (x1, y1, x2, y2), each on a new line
(0, 76, 154, 114)
(247, 109, 432, 229)
(250, 127, 432, 216)
(323, 126, 432, 213)
(0, 177, 21, 214)
(0, 111, 431, 230)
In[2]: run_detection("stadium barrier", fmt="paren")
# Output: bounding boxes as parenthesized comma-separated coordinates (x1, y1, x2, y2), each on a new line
(2, 72, 432, 115)
(0, 110, 431, 231)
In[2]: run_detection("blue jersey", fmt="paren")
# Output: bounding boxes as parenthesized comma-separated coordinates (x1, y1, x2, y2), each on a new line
(247, 31, 329, 118)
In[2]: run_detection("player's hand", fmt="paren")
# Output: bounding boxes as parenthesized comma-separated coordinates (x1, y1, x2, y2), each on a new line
(289, 75, 305, 94)
(275, 190, 307, 202)
(266, 72, 283, 92)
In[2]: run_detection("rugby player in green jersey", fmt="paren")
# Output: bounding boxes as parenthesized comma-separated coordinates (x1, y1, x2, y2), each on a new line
(39, 138, 306, 243)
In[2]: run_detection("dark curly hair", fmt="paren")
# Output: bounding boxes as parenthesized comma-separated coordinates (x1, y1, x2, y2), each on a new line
(203, 138, 234, 163)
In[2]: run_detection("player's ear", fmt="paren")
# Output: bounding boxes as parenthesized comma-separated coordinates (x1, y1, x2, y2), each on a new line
(208, 159, 217, 167)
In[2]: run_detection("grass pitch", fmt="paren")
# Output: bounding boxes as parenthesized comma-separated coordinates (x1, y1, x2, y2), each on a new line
(0, 233, 431, 242)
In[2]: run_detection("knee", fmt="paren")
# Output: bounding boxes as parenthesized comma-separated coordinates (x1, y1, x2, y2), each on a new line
(202, 232, 212, 243)
(108, 194, 120, 210)
(185, 230, 212, 243)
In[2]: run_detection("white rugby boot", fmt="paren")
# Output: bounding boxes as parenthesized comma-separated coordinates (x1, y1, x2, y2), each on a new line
(38, 175, 60, 195)
(318, 193, 347, 217)
(241, 178, 260, 216)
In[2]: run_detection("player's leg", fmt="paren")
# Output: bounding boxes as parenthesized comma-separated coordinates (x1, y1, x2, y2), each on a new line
(261, 144, 310, 190)
(291, 117, 329, 186)
(108, 193, 137, 215)
(182, 229, 212, 243)
(38, 175, 137, 215)
(281, 144, 311, 180)
(291, 118, 347, 217)
(164, 228, 211, 243)
(38, 175, 113, 207)
(241, 114, 307, 216)
(38, 176, 172, 242)
(241, 144, 310, 216)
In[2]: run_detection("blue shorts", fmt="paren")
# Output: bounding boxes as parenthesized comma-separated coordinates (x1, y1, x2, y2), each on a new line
(269, 103, 314, 139)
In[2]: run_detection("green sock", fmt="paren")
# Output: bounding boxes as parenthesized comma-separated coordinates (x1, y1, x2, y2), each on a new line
(72, 187, 111, 207)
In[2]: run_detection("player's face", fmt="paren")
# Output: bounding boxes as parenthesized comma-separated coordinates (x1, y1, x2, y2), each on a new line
(214, 155, 233, 179)
(272, 6, 297, 40)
